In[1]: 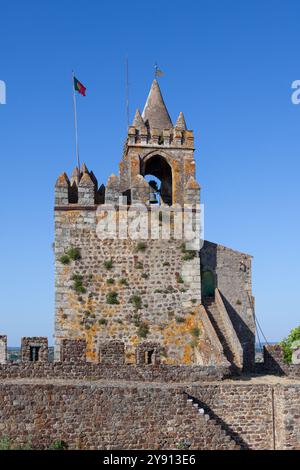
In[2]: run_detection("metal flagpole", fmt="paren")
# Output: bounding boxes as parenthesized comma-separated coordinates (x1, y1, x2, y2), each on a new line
(125, 58, 132, 203)
(72, 70, 81, 183)
(125, 58, 130, 128)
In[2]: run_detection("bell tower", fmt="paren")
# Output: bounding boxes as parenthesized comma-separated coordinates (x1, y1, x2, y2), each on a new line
(119, 79, 200, 207)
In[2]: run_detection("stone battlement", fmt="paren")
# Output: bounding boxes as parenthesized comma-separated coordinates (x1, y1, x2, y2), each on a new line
(0, 337, 229, 382)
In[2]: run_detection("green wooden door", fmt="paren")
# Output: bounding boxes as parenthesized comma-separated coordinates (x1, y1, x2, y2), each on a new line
(201, 270, 215, 297)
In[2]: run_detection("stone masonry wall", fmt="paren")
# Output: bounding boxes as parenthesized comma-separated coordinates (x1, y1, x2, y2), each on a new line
(0, 381, 299, 449)
(201, 241, 255, 369)
(0, 383, 238, 450)
(274, 384, 300, 450)
(21, 337, 48, 362)
(54, 207, 206, 365)
(264, 345, 300, 378)
(187, 384, 274, 449)
(0, 363, 229, 382)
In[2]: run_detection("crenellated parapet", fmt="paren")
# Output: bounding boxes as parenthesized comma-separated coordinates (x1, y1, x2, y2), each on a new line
(55, 163, 104, 207)
(127, 111, 194, 148)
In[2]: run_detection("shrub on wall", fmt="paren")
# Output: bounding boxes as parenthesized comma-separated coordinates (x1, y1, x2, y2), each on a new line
(106, 291, 119, 305)
(280, 325, 300, 363)
(60, 254, 70, 265)
(137, 322, 149, 338)
(60, 247, 81, 264)
(104, 258, 113, 270)
(71, 274, 86, 294)
(135, 241, 147, 252)
(129, 294, 142, 310)
(67, 247, 81, 261)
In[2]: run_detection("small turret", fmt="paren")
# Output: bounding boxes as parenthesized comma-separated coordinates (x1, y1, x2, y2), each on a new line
(175, 112, 187, 131)
(132, 108, 145, 128)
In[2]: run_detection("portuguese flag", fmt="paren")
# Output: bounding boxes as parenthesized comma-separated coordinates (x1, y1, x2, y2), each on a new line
(74, 76, 86, 96)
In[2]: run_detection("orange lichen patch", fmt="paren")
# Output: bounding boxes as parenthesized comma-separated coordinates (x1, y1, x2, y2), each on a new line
(130, 335, 139, 347)
(171, 159, 181, 205)
(62, 266, 71, 276)
(183, 343, 193, 363)
(55, 172, 69, 187)
(185, 176, 200, 190)
(60, 211, 81, 224)
(84, 324, 97, 361)
(162, 310, 202, 365)
(184, 158, 196, 179)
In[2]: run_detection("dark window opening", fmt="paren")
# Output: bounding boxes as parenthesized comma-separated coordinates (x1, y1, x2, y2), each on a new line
(29, 346, 41, 362)
(145, 349, 154, 365)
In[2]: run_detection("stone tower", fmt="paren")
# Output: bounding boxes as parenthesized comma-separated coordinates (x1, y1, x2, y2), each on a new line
(54, 79, 255, 370)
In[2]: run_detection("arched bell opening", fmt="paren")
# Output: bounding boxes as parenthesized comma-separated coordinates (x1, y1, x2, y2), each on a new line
(141, 155, 172, 206)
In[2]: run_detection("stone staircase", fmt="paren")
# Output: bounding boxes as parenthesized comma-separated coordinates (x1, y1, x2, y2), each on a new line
(184, 392, 241, 450)
(203, 297, 240, 372)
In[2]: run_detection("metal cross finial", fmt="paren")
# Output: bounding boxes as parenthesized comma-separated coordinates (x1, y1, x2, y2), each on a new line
(154, 62, 164, 78)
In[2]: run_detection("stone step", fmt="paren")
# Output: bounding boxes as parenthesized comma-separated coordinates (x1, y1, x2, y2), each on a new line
(185, 393, 240, 450)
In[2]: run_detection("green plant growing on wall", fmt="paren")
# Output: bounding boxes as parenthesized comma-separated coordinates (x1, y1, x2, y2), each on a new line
(119, 278, 128, 286)
(163, 261, 170, 267)
(175, 316, 185, 323)
(49, 439, 68, 450)
(67, 247, 81, 261)
(106, 278, 115, 285)
(60, 247, 81, 265)
(177, 275, 184, 284)
(280, 325, 300, 364)
(182, 251, 196, 261)
(98, 318, 107, 326)
(141, 273, 149, 279)
(129, 294, 142, 310)
(60, 254, 70, 265)
(137, 322, 149, 338)
(236, 299, 242, 305)
(132, 313, 141, 327)
(106, 291, 119, 305)
(190, 327, 201, 338)
(71, 274, 86, 294)
(104, 258, 113, 270)
(0, 436, 10, 450)
(135, 261, 143, 269)
(180, 243, 197, 261)
(135, 241, 147, 252)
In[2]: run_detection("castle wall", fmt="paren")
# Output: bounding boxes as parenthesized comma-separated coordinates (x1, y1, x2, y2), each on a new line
(200, 241, 255, 369)
(274, 384, 300, 450)
(0, 381, 298, 450)
(263, 345, 300, 379)
(54, 208, 206, 365)
(187, 384, 274, 449)
(0, 363, 228, 382)
(0, 383, 238, 450)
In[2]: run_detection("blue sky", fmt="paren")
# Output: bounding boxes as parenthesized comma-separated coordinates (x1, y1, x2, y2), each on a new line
(0, 0, 299, 345)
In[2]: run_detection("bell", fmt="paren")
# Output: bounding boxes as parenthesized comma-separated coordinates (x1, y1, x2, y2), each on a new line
(149, 191, 158, 204)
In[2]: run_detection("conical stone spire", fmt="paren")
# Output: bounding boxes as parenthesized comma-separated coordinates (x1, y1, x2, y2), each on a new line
(142, 80, 173, 130)
(132, 108, 145, 128)
(175, 112, 187, 130)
